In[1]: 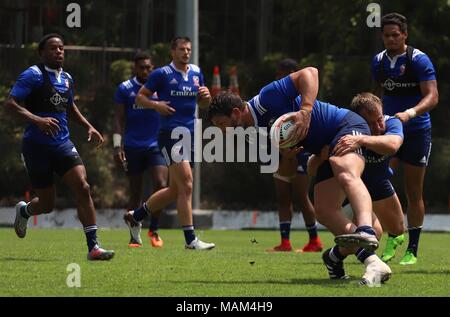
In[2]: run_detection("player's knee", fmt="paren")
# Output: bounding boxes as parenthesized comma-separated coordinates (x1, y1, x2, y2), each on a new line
(335, 171, 358, 188)
(78, 180, 91, 197)
(178, 181, 193, 197)
(406, 190, 423, 204)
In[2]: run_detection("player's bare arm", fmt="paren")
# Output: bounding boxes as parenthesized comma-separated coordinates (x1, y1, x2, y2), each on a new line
(395, 80, 438, 123)
(5, 95, 60, 137)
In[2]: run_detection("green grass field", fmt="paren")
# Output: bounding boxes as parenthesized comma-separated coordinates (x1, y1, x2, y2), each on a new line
(0, 228, 449, 297)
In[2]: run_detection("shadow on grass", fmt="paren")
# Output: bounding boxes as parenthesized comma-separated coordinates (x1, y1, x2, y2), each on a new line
(0, 257, 52, 263)
(398, 269, 450, 275)
(165, 277, 360, 287)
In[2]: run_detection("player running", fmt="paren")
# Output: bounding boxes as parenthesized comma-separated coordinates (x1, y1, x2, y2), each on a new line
(124, 36, 215, 250)
(4, 33, 114, 261)
(114, 52, 168, 248)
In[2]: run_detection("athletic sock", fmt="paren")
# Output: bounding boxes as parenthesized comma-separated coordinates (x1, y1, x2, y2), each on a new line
(84, 225, 98, 252)
(306, 221, 318, 239)
(183, 225, 196, 245)
(355, 225, 376, 236)
(132, 202, 149, 222)
(280, 221, 291, 240)
(329, 245, 347, 263)
(355, 247, 375, 263)
(20, 203, 31, 219)
(149, 215, 159, 233)
(407, 226, 422, 256)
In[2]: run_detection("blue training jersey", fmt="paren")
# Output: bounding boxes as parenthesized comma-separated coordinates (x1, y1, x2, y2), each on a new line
(9, 65, 74, 145)
(248, 75, 349, 155)
(372, 48, 436, 133)
(144, 62, 205, 132)
(363, 116, 404, 183)
(114, 77, 160, 148)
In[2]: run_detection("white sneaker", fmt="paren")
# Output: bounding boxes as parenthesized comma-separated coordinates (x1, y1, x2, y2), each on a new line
(334, 231, 379, 252)
(123, 211, 142, 245)
(185, 238, 215, 250)
(14, 201, 29, 238)
(360, 255, 392, 287)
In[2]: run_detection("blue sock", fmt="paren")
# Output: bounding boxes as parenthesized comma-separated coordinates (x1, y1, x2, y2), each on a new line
(355, 247, 375, 263)
(329, 245, 347, 263)
(132, 202, 149, 222)
(20, 203, 31, 219)
(84, 225, 98, 252)
(280, 221, 291, 240)
(355, 225, 376, 236)
(306, 221, 318, 239)
(183, 225, 196, 245)
(407, 226, 422, 256)
(149, 215, 159, 233)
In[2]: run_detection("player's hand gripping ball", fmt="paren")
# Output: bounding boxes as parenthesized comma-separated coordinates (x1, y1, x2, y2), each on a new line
(269, 112, 298, 149)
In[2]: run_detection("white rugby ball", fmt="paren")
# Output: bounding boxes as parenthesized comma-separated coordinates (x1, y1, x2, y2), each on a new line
(269, 112, 298, 148)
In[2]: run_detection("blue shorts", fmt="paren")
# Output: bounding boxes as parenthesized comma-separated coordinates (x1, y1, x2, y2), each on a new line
(364, 178, 395, 201)
(21, 139, 83, 189)
(330, 111, 371, 156)
(124, 146, 166, 174)
(315, 161, 395, 202)
(394, 128, 431, 167)
(158, 130, 194, 167)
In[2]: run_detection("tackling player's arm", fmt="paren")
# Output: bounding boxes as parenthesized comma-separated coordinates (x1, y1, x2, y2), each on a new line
(68, 102, 104, 148)
(136, 86, 175, 116)
(333, 134, 403, 157)
(4, 96, 60, 137)
(394, 80, 439, 123)
(282, 67, 319, 144)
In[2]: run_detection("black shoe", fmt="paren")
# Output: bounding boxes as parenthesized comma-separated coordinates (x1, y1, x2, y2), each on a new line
(322, 248, 350, 280)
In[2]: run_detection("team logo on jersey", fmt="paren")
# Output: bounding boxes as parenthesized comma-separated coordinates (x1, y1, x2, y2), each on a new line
(193, 76, 199, 87)
(50, 92, 69, 111)
(383, 78, 418, 91)
(399, 64, 406, 75)
(129, 91, 136, 97)
(169, 78, 178, 85)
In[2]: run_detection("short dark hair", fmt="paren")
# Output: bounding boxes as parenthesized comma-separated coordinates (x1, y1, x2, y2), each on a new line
(350, 92, 382, 115)
(134, 51, 151, 64)
(382, 13, 408, 33)
(38, 33, 64, 52)
(208, 91, 245, 121)
(171, 36, 191, 50)
(277, 58, 299, 74)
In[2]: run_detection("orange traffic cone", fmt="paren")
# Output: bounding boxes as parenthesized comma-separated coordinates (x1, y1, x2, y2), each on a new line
(229, 66, 240, 96)
(211, 65, 222, 98)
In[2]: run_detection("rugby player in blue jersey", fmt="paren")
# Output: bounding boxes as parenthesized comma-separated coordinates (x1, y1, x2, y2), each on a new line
(114, 52, 168, 248)
(209, 70, 392, 285)
(311, 93, 404, 284)
(372, 13, 439, 265)
(124, 37, 215, 250)
(4, 34, 114, 261)
(268, 59, 323, 253)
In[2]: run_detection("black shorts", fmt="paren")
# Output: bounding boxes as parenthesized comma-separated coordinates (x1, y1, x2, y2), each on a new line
(22, 139, 83, 189)
(124, 146, 166, 174)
